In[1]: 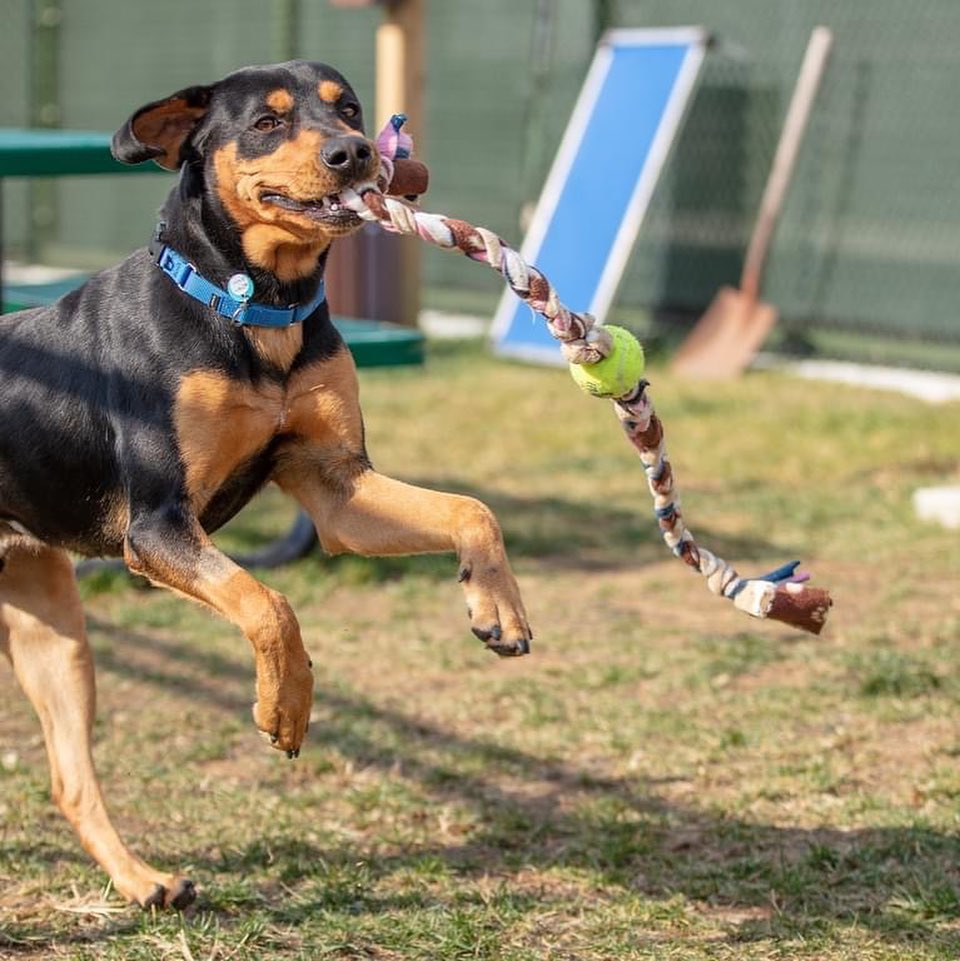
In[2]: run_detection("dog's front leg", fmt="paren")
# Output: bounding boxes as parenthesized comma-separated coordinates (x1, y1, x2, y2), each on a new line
(123, 504, 313, 755)
(278, 469, 532, 656)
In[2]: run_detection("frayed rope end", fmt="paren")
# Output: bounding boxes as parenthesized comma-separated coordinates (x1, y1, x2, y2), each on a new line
(768, 584, 833, 635)
(731, 561, 832, 635)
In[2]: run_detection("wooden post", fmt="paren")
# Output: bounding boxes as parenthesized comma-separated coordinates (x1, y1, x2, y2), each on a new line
(274, 0, 301, 61)
(375, 0, 423, 327)
(326, 0, 424, 327)
(375, 0, 423, 132)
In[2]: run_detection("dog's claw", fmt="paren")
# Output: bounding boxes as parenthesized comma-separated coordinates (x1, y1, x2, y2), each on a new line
(168, 878, 197, 910)
(472, 624, 530, 657)
(492, 639, 530, 657)
(140, 878, 196, 911)
(260, 726, 303, 756)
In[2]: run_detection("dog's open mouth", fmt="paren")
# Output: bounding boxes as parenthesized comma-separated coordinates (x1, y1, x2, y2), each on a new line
(260, 190, 360, 227)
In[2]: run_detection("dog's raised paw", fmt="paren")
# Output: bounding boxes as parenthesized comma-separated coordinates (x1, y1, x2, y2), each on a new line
(460, 561, 532, 657)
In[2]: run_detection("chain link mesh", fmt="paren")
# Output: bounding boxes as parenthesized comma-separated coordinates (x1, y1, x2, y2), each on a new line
(1, 0, 957, 363)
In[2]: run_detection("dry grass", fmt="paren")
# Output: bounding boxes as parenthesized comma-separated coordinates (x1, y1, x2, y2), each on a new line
(0, 339, 958, 959)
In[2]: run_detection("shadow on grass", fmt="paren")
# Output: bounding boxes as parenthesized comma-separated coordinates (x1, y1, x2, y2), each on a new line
(7, 666, 958, 953)
(9, 587, 952, 953)
(225, 689, 959, 950)
(210, 476, 806, 584)
(425, 478, 787, 571)
(56, 615, 960, 953)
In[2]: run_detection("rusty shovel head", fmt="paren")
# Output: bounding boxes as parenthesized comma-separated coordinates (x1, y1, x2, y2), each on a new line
(671, 286, 779, 380)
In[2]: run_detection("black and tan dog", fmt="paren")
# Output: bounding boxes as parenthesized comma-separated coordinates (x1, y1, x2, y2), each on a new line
(0, 61, 531, 909)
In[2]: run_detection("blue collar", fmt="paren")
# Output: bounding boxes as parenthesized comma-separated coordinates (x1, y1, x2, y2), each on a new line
(150, 234, 325, 328)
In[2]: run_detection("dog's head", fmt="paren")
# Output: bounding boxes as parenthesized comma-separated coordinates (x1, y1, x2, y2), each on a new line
(113, 61, 379, 279)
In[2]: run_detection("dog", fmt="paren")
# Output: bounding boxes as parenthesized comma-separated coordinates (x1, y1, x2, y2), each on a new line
(0, 60, 531, 909)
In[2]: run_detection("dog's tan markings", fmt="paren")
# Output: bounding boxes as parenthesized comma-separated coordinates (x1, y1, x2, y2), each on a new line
(284, 347, 365, 449)
(212, 144, 254, 229)
(213, 134, 338, 229)
(0, 545, 193, 906)
(273, 348, 369, 500)
(101, 496, 130, 550)
(318, 80, 343, 103)
(174, 370, 284, 512)
(205, 565, 311, 741)
(244, 324, 305, 372)
(240, 225, 327, 282)
(276, 447, 532, 655)
(265, 88, 294, 113)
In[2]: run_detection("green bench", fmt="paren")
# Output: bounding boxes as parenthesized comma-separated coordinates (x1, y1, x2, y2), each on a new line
(2, 277, 424, 369)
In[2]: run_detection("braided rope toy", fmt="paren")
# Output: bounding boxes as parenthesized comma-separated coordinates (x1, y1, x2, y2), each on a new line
(341, 116, 832, 635)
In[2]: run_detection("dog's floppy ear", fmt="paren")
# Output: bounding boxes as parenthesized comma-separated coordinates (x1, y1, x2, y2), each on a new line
(112, 85, 214, 170)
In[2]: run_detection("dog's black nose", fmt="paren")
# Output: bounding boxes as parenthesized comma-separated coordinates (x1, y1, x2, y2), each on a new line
(320, 136, 372, 178)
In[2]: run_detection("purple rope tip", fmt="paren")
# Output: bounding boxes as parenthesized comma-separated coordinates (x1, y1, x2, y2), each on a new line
(388, 114, 411, 159)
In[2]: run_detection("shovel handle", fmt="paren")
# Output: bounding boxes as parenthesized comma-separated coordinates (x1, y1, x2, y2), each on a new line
(741, 26, 833, 300)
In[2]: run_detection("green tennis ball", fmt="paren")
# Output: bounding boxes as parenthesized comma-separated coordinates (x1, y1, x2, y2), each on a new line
(569, 325, 645, 398)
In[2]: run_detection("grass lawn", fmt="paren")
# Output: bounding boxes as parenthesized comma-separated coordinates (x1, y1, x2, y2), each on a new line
(1, 339, 958, 959)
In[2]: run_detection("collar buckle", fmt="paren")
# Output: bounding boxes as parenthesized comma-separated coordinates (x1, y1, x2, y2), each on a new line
(160, 250, 194, 288)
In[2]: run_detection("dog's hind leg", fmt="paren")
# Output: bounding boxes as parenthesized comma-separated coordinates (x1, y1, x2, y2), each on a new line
(0, 544, 196, 909)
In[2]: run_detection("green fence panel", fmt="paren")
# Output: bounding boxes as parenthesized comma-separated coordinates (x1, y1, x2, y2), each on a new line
(2, 0, 958, 352)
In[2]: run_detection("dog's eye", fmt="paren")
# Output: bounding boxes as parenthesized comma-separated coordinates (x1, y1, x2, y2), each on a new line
(341, 103, 360, 120)
(253, 115, 283, 132)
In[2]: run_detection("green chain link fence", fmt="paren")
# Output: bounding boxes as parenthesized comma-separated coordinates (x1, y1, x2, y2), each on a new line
(2, 0, 958, 366)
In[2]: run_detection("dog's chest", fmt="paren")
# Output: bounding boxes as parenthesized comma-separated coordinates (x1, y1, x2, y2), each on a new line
(172, 348, 363, 520)
(174, 370, 290, 512)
